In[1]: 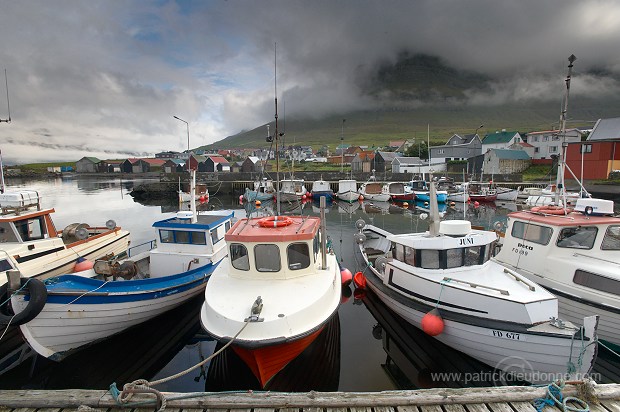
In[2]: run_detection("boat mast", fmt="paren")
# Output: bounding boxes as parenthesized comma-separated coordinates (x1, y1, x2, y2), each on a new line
(554, 54, 576, 206)
(1, 69, 11, 194)
(274, 44, 281, 216)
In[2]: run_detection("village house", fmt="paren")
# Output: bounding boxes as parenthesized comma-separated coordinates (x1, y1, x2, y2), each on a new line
(524, 128, 584, 163)
(483, 149, 531, 175)
(508, 142, 536, 158)
(98, 159, 123, 173)
(204, 155, 230, 172)
(372, 151, 398, 174)
(391, 156, 425, 174)
(565, 117, 620, 180)
(241, 156, 262, 173)
(429, 133, 483, 162)
(481, 130, 523, 151)
(155, 151, 183, 159)
(75, 157, 100, 173)
(351, 151, 376, 173)
(162, 159, 185, 173)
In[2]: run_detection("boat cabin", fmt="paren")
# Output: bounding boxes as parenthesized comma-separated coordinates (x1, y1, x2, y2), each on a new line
(280, 179, 305, 194)
(363, 182, 386, 194)
(338, 180, 357, 192)
(150, 211, 235, 277)
(407, 180, 428, 191)
(386, 182, 405, 195)
(388, 221, 497, 270)
(225, 216, 322, 279)
(0, 191, 58, 244)
(311, 180, 331, 193)
(253, 179, 275, 193)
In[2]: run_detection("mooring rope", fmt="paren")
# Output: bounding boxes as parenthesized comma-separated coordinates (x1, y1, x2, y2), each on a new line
(110, 319, 251, 411)
(532, 380, 590, 412)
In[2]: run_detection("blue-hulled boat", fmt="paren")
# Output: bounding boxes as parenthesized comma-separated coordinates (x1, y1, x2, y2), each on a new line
(10, 206, 236, 361)
(310, 179, 333, 200)
(244, 178, 276, 202)
(406, 180, 448, 203)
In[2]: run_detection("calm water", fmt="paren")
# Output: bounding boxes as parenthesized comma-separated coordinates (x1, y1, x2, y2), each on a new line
(1, 176, 619, 391)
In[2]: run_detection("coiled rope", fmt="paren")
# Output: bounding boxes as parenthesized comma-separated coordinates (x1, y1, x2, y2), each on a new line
(110, 319, 250, 412)
(533, 380, 590, 412)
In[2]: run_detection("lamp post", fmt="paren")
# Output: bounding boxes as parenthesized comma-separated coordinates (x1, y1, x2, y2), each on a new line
(474, 124, 484, 137)
(173, 115, 190, 153)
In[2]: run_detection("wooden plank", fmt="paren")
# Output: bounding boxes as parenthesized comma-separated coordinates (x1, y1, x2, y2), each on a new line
(1, 384, 620, 409)
(589, 404, 610, 412)
(486, 403, 514, 412)
(509, 401, 538, 412)
(372, 407, 396, 412)
(419, 406, 443, 412)
(601, 401, 620, 412)
(443, 404, 467, 412)
(302, 408, 324, 412)
(398, 407, 420, 412)
(464, 404, 490, 412)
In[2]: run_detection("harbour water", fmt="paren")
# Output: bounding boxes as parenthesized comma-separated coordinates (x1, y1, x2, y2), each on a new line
(1, 176, 619, 391)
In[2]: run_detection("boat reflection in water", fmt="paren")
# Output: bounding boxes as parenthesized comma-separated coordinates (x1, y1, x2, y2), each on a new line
(205, 314, 341, 392)
(360, 289, 499, 388)
(0, 296, 204, 389)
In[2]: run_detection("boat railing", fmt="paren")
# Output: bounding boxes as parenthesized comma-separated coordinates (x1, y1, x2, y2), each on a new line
(502, 268, 536, 291)
(128, 239, 156, 257)
(572, 252, 620, 266)
(442, 277, 509, 295)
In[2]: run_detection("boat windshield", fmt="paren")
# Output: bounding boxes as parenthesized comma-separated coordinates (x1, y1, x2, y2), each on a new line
(254, 244, 281, 272)
(13, 217, 46, 242)
(511, 221, 553, 245)
(602, 225, 620, 250)
(159, 229, 207, 245)
(557, 226, 597, 249)
(392, 242, 492, 269)
(230, 243, 250, 270)
(287, 243, 310, 270)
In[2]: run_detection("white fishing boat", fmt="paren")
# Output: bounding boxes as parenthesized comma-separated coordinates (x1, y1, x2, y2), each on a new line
(518, 186, 543, 200)
(336, 179, 358, 202)
(359, 171, 390, 202)
(494, 197, 620, 350)
(353, 177, 599, 383)
(278, 178, 307, 202)
(5, 170, 237, 360)
(201, 70, 342, 389)
(525, 183, 583, 207)
(495, 186, 519, 202)
(0, 190, 130, 287)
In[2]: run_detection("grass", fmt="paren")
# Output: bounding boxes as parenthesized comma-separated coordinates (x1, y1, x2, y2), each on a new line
(16, 162, 76, 173)
(522, 165, 555, 181)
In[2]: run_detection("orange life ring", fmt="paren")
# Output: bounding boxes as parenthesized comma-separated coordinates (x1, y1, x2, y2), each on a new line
(530, 205, 572, 215)
(257, 215, 293, 228)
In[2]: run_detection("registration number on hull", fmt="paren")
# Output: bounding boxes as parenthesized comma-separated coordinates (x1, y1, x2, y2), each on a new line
(490, 330, 524, 341)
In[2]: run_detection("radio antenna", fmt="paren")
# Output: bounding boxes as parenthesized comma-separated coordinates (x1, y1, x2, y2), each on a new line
(1, 69, 10, 123)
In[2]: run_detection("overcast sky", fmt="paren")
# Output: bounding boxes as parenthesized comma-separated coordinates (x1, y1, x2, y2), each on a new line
(1, 0, 619, 164)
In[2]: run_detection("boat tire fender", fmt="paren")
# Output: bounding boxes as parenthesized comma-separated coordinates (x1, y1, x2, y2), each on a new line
(257, 216, 293, 228)
(0, 278, 47, 326)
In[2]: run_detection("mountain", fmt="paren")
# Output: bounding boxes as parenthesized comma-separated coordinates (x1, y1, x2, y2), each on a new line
(204, 54, 619, 151)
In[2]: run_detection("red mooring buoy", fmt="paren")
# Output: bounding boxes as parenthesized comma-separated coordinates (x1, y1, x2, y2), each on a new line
(353, 271, 367, 289)
(421, 308, 445, 336)
(340, 268, 353, 286)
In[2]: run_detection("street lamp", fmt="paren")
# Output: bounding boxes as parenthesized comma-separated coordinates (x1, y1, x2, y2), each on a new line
(173, 115, 190, 153)
(474, 124, 484, 137)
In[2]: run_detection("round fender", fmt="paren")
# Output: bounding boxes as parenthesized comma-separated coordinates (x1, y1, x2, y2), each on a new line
(257, 216, 293, 228)
(0, 278, 47, 326)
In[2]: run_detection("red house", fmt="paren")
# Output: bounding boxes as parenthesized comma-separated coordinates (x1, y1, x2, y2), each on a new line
(565, 117, 620, 180)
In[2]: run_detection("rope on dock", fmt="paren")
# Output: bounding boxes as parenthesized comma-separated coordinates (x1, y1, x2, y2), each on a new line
(110, 316, 251, 411)
(532, 380, 591, 412)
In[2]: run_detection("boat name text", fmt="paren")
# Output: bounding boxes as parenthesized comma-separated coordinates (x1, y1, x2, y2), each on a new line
(517, 243, 533, 250)
(490, 330, 524, 341)
(458, 238, 475, 246)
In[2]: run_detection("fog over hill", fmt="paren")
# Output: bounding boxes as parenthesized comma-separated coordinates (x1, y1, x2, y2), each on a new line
(207, 53, 620, 150)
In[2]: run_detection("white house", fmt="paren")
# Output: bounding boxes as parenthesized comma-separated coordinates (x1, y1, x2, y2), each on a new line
(524, 128, 584, 160)
(481, 130, 523, 151)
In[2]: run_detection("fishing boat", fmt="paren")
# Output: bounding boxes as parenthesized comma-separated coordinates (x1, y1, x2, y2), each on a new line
(201, 64, 341, 388)
(494, 186, 519, 202)
(0, 190, 130, 287)
(179, 182, 209, 203)
(405, 179, 447, 203)
(386, 182, 414, 202)
(278, 178, 307, 202)
(6, 206, 235, 360)
(336, 179, 358, 202)
(353, 177, 599, 384)
(310, 178, 333, 200)
(467, 182, 497, 202)
(359, 172, 390, 202)
(524, 183, 582, 207)
(244, 178, 276, 202)
(494, 197, 620, 349)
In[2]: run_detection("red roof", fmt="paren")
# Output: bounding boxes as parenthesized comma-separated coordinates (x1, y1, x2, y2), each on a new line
(508, 210, 619, 226)
(517, 142, 534, 148)
(226, 216, 320, 242)
(209, 155, 230, 164)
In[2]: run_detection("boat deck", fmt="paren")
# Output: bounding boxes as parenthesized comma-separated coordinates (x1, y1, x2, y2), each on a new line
(1, 384, 619, 412)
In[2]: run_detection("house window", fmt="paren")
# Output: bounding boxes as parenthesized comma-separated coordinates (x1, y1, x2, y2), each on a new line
(438, 149, 444, 154)
(531, 136, 539, 142)
(581, 144, 592, 154)
(543, 136, 548, 142)
(534, 147, 540, 153)
(549, 146, 558, 153)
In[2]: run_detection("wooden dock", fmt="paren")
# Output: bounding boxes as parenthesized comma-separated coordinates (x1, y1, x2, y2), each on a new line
(1, 383, 620, 412)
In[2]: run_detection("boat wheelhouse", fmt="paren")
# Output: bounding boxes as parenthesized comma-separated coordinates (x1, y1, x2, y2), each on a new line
(278, 179, 307, 202)
(244, 179, 276, 202)
(405, 180, 447, 203)
(494, 197, 620, 349)
(201, 214, 341, 388)
(386, 182, 413, 202)
(0, 190, 130, 286)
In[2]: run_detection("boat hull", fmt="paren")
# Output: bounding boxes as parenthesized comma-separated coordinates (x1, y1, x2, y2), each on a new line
(496, 188, 519, 201)
(311, 191, 333, 200)
(13, 264, 217, 360)
(336, 190, 359, 203)
(390, 193, 415, 202)
(470, 194, 497, 202)
(244, 188, 274, 202)
(360, 192, 391, 202)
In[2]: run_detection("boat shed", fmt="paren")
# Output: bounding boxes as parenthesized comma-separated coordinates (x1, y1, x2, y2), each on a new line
(483, 148, 531, 174)
(75, 157, 100, 173)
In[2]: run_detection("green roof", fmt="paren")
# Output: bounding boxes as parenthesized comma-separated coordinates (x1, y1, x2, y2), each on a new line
(482, 131, 519, 144)
(82, 157, 100, 163)
(492, 149, 530, 160)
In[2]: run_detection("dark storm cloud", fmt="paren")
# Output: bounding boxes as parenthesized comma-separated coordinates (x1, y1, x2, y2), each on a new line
(1, 0, 619, 162)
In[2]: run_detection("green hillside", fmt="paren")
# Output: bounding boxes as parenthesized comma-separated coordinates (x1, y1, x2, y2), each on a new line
(204, 54, 616, 151)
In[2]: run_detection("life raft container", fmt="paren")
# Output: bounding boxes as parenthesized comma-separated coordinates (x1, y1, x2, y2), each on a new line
(257, 215, 293, 228)
(530, 205, 572, 215)
(0, 278, 47, 326)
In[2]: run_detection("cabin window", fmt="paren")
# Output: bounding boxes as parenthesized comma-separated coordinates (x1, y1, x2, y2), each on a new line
(392, 243, 405, 261)
(225, 221, 231, 232)
(420, 250, 440, 269)
(230, 243, 249, 271)
(557, 227, 597, 250)
(601, 226, 620, 250)
(0, 222, 19, 243)
(191, 231, 207, 245)
(14, 217, 45, 241)
(404, 246, 416, 266)
(211, 227, 223, 245)
(511, 221, 552, 245)
(254, 244, 281, 272)
(288, 243, 310, 270)
(0, 258, 13, 272)
(175, 231, 190, 244)
(465, 246, 483, 266)
(159, 230, 174, 243)
(573, 269, 620, 295)
(446, 248, 464, 268)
